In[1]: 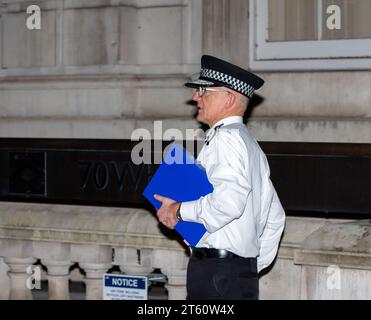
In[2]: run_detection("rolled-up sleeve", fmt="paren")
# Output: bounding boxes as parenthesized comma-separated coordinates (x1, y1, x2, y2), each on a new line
(180, 130, 251, 233)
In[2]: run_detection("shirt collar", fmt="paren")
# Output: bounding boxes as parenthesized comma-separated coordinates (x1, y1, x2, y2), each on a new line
(211, 116, 243, 130)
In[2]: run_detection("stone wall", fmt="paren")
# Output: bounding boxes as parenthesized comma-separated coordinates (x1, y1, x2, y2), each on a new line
(1, 203, 370, 300)
(259, 217, 371, 299)
(1, 0, 370, 142)
(0, 0, 202, 139)
(202, 0, 371, 143)
(0, 202, 189, 300)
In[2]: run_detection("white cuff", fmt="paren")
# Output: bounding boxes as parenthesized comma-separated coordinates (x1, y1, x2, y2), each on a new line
(179, 200, 199, 223)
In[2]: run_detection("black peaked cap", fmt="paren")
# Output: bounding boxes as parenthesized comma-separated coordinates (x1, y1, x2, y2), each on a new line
(185, 55, 264, 98)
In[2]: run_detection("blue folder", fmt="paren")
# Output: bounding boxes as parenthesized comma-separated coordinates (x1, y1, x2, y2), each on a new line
(143, 143, 213, 247)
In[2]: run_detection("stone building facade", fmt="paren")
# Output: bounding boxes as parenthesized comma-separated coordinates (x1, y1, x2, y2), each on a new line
(0, 0, 370, 300)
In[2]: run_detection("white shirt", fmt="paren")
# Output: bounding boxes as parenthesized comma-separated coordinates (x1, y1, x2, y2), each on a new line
(180, 116, 286, 272)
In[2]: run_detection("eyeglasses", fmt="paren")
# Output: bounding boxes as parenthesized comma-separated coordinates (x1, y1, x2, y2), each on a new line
(195, 87, 233, 97)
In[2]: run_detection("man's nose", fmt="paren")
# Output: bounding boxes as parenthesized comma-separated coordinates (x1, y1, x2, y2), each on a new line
(192, 91, 201, 101)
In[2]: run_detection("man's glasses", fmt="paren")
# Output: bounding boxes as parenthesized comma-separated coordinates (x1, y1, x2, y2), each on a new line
(195, 87, 233, 97)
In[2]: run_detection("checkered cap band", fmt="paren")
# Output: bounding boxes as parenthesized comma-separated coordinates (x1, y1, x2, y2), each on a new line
(201, 68, 255, 97)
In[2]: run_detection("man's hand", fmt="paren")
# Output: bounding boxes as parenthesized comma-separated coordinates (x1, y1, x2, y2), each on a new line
(154, 194, 181, 229)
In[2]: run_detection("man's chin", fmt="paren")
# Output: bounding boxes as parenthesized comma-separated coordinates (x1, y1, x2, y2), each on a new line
(196, 114, 205, 123)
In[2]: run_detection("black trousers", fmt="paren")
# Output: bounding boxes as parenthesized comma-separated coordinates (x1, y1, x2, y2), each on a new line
(186, 255, 259, 300)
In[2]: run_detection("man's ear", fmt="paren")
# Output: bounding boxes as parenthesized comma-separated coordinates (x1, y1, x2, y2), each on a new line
(224, 91, 236, 109)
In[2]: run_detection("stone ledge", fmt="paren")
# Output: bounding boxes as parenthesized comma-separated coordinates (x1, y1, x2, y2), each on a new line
(294, 249, 371, 271)
(0, 65, 200, 80)
(275, 216, 340, 259)
(0, 118, 201, 139)
(247, 118, 371, 143)
(301, 220, 371, 253)
(6, 0, 187, 11)
(293, 220, 371, 270)
(0, 202, 184, 250)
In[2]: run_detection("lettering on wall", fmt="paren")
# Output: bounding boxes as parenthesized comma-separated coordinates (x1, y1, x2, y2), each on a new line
(78, 160, 147, 192)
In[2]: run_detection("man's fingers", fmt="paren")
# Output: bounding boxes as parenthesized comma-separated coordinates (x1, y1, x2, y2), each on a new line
(154, 194, 176, 204)
(154, 194, 165, 202)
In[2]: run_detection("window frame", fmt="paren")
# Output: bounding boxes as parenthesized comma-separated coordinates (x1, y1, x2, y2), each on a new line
(249, 0, 371, 71)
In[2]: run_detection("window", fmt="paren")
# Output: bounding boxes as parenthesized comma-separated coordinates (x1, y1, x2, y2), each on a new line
(249, 0, 371, 70)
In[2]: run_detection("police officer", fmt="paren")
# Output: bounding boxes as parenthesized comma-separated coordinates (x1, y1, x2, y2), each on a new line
(154, 55, 285, 300)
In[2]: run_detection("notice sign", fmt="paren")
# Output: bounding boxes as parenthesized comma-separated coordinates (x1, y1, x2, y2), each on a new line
(103, 274, 148, 300)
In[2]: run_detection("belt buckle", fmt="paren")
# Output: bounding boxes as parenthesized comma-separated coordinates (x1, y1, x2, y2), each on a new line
(219, 249, 228, 258)
(189, 247, 208, 259)
(194, 248, 207, 260)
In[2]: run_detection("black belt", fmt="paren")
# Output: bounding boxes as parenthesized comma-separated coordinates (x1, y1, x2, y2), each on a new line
(189, 247, 241, 260)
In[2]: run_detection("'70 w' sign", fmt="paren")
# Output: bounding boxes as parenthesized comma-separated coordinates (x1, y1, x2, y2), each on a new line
(78, 160, 149, 192)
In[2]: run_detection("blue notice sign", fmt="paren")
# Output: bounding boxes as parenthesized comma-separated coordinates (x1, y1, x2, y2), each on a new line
(103, 274, 148, 300)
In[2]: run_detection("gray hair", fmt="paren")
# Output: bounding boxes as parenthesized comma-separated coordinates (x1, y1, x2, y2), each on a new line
(236, 92, 249, 111)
